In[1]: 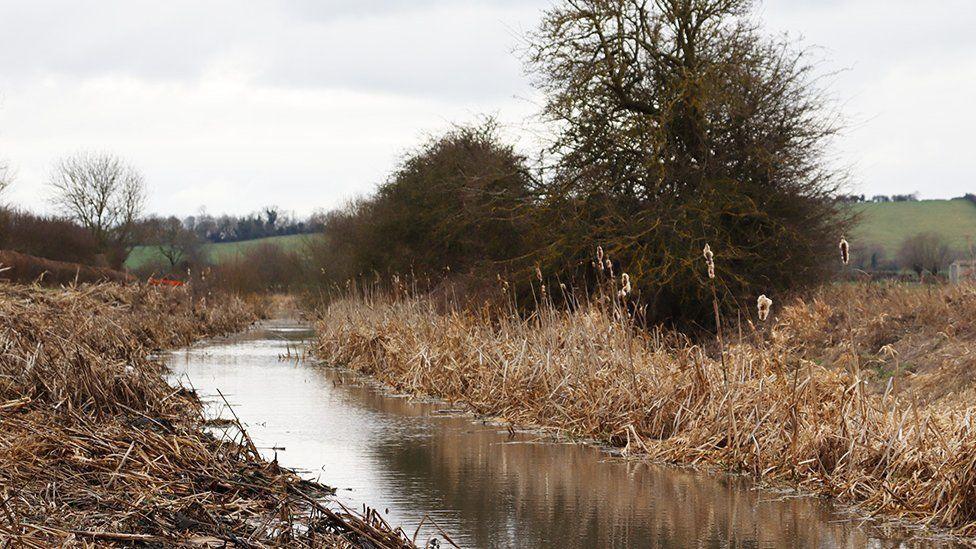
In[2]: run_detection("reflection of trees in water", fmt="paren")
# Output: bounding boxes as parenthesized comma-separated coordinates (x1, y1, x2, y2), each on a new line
(366, 414, 870, 548)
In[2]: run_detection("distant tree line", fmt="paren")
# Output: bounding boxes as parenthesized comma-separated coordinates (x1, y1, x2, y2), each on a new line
(0, 148, 323, 274)
(837, 193, 919, 203)
(181, 207, 325, 244)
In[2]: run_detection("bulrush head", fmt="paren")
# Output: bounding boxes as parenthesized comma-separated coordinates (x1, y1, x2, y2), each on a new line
(839, 237, 850, 265)
(703, 244, 715, 279)
(618, 273, 632, 299)
(757, 294, 773, 321)
(605, 258, 614, 277)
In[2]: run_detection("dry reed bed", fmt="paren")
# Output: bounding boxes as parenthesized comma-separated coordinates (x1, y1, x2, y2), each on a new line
(313, 282, 976, 537)
(0, 282, 416, 548)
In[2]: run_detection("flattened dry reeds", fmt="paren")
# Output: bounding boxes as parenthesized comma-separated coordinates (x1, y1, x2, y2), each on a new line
(313, 281, 976, 537)
(0, 282, 416, 548)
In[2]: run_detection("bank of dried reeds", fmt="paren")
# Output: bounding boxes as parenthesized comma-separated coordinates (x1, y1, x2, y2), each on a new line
(313, 281, 976, 536)
(0, 282, 416, 548)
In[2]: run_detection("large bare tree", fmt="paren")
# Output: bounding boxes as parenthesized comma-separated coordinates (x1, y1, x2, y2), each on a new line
(49, 152, 146, 268)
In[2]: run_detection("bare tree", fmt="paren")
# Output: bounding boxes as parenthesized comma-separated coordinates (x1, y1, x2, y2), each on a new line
(143, 216, 203, 270)
(49, 152, 146, 268)
(0, 159, 12, 198)
(898, 232, 954, 277)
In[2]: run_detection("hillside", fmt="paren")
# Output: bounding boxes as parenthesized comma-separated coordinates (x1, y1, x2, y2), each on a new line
(851, 198, 976, 255)
(125, 233, 315, 271)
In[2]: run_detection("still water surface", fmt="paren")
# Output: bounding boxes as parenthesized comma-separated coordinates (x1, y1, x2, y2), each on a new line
(165, 320, 925, 548)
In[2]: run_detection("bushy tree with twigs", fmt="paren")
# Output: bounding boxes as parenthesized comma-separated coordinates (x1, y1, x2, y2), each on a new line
(525, 0, 852, 325)
(317, 120, 534, 284)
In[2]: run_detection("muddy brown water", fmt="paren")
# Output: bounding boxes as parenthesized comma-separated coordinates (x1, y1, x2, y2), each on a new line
(164, 320, 948, 548)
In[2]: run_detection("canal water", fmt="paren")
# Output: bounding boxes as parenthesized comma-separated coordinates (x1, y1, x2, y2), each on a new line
(164, 319, 928, 548)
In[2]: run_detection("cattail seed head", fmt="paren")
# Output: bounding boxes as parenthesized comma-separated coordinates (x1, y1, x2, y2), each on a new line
(596, 245, 604, 263)
(703, 244, 715, 279)
(757, 294, 773, 322)
(605, 259, 614, 277)
(535, 265, 543, 282)
(839, 237, 850, 265)
(618, 273, 632, 299)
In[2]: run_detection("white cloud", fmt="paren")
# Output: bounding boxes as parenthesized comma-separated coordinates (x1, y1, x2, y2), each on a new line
(0, 0, 973, 217)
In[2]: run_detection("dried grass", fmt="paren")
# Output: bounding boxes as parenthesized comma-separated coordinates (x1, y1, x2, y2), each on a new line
(313, 281, 976, 536)
(0, 282, 416, 548)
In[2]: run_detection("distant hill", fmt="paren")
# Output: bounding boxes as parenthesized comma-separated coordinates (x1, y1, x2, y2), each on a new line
(125, 233, 315, 272)
(851, 199, 976, 256)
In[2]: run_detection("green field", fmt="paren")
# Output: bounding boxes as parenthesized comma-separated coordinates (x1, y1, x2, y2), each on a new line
(851, 199, 976, 255)
(125, 233, 316, 271)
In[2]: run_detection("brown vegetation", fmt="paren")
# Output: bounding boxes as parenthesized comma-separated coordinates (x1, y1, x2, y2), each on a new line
(0, 249, 131, 286)
(312, 280, 976, 537)
(0, 208, 101, 265)
(212, 242, 307, 294)
(0, 282, 415, 547)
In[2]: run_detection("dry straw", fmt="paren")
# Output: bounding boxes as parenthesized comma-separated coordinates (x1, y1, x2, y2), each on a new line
(0, 283, 417, 548)
(314, 279, 976, 537)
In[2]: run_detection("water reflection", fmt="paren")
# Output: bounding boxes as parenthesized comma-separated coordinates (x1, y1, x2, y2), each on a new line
(165, 320, 934, 548)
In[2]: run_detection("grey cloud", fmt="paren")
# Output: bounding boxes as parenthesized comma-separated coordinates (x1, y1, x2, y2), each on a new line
(0, 0, 545, 101)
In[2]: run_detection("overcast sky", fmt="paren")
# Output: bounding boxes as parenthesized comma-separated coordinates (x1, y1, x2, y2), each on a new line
(0, 0, 973, 217)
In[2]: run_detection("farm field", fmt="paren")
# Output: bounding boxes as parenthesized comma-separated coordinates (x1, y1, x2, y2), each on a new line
(851, 198, 976, 254)
(125, 233, 316, 271)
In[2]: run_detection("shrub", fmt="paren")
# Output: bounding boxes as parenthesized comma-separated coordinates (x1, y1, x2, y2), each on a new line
(314, 120, 534, 286)
(0, 208, 101, 265)
(210, 243, 305, 294)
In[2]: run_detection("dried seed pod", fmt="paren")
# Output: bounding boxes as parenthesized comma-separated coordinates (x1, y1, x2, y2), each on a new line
(839, 237, 850, 265)
(605, 259, 614, 278)
(757, 294, 773, 322)
(618, 273, 632, 299)
(703, 244, 715, 279)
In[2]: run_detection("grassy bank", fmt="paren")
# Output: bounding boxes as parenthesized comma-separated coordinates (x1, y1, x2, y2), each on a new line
(312, 281, 976, 537)
(0, 282, 414, 547)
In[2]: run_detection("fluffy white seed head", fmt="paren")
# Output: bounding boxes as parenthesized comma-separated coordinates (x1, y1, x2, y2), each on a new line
(757, 294, 773, 322)
(618, 273, 632, 299)
(703, 244, 715, 279)
(839, 237, 850, 265)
